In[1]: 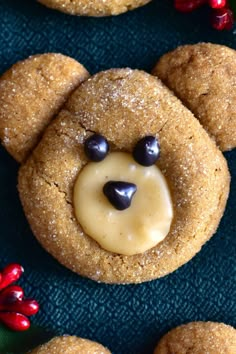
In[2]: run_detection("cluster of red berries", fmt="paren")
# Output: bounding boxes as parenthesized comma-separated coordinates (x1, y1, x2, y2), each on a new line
(174, 0, 235, 30)
(0, 264, 39, 331)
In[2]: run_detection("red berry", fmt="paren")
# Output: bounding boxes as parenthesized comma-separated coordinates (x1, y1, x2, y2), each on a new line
(0, 285, 24, 304)
(209, 0, 226, 8)
(0, 264, 39, 331)
(16, 299, 39, 316)
(175, 0, 207, 12)
(211, 7, 234, 30)
(0, 299, 39, 316)
(0, 312, 30, 331)
(224, 8, 234, 29)
(0, 264, 24, 290)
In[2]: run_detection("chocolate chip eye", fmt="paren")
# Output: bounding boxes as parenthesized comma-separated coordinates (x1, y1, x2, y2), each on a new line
(84, 134, 109, 162)
(133, 136, 160, 166)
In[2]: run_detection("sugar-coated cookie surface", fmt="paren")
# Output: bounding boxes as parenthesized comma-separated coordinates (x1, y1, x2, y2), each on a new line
(38, 0, 151, 16)
(29, 336, 111, 353)
(0, 54, 89, 162)
(152, 43, 236, 152)
(154, 322, 236, 354)
(18, 68, 230, 284)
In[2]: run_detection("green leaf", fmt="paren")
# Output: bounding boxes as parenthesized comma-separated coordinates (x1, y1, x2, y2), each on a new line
(0, 324, 54, 354)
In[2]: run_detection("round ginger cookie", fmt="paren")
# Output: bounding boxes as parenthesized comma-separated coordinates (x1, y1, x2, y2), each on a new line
(38, 0, 151, 16)
(0, 54, 89, 163)
(154, 322, 236, 354)
(18, 68, 230, 284)
(29, 336, 111, 353)
(152, 43, 236, 151)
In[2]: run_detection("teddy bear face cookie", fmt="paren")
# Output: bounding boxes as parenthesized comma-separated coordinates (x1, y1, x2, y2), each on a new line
(154, 322, 236, 354)
(38, 0, 151, 17)
(15, 67, 229, 284)
(29, 335, 111, 353)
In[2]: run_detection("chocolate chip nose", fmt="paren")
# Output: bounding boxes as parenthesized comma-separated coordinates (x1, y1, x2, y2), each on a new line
(103, 181, 137, 211)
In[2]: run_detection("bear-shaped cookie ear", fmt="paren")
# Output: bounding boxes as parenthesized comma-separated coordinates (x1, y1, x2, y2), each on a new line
(0, 54, 89, 163)
(152, 43, 236, 152)
(29, 336, 111, 354)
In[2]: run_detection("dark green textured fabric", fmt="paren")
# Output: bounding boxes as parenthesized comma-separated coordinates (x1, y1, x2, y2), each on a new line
(0, 1, 235, 353)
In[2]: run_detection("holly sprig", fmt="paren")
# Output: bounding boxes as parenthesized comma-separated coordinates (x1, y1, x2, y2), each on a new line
(174, 0, 235, 30)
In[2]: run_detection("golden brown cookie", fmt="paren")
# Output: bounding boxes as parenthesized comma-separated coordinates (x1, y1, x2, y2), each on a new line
(0, 54, 89, 162)
(152, 43, 236, 151)
(29, 335, 111, 353)
(38, 0, 151, 17)
(18, 68, 230, 284)
(154, 322, 236, 354)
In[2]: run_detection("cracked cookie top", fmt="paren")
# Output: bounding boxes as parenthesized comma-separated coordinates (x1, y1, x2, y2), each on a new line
(18, 69, 230, 283)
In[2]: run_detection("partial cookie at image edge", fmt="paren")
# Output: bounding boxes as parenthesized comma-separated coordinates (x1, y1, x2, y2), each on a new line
(38, 0, 151, 17)
(154, 322, 236, 354)
(28, 335, 111, 354)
